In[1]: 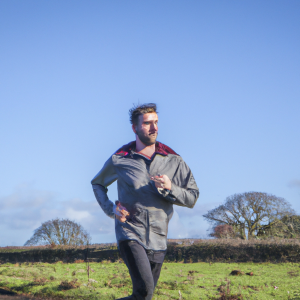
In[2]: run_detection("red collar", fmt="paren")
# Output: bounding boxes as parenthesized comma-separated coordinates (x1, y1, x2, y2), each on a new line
(115, 141, 178, 157)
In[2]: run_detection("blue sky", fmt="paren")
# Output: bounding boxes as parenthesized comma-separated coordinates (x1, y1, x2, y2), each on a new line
(1, 1, 299, 246)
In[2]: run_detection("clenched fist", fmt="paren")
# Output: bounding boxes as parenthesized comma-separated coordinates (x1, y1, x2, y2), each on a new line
(114, 201, 129, 223)
(150, 174, 172, 190)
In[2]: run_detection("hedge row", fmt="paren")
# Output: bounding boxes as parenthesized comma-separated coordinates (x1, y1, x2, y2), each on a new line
(1, 240, 300, 264)
(0, 247, 119, 264)
(165, 242, 300, 263)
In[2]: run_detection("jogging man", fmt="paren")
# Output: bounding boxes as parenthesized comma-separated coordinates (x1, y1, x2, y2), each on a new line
(91, 103, 199, 300)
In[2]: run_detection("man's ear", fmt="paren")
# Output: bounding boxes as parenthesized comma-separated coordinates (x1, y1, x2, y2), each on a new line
(132, 124, 137, 134)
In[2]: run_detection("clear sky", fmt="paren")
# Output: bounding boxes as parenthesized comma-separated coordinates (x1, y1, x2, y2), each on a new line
(1, 0, 299, 246)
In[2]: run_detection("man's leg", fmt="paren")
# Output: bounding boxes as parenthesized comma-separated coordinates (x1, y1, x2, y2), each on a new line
(118, 240, 155, 300)
(150, 262, 163, 288)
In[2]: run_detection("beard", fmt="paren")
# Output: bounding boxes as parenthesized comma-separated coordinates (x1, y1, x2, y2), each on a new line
(136, 129, 157, 146)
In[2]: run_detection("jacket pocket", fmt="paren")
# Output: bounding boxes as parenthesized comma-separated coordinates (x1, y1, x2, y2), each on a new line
(148, 209, 168, 236)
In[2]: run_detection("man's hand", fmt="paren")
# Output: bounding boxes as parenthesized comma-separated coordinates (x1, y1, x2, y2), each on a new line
(116, 212, 128, 223)
(114, 202, 129, 223)
(151, 174, 172, 190)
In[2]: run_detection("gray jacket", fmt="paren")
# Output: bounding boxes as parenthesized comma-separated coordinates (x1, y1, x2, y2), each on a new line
(91, 141, 199, 251)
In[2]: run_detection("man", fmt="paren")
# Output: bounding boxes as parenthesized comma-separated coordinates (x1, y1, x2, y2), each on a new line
(91, 103, 199, 300)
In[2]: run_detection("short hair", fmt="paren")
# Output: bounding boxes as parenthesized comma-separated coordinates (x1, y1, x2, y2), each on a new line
(129, 103, 158, 125)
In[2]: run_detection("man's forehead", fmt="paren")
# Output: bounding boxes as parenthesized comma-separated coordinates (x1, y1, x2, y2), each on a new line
(139, 112, 158, 122)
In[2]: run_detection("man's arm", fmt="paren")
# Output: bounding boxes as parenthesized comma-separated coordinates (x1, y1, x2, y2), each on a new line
(91, 156, 118, 219)
(153, 159, 199, 208)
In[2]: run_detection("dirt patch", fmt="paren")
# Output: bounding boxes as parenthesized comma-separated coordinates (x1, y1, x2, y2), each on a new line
(0, 295, 54, 300)
(0, 288, 50, 300)
(0, 297, 31, 300)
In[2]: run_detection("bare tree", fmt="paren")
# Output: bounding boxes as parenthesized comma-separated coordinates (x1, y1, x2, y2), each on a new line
(203, 192, 295, 239)
(24, 218, 91, 246)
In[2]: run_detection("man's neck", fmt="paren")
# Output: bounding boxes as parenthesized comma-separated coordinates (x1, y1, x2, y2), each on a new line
(135, 137, 156, 158)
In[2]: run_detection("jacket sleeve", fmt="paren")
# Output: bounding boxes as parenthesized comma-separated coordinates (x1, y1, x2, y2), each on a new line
(91, 156, 118, 218)
(158, 158, 199, 208)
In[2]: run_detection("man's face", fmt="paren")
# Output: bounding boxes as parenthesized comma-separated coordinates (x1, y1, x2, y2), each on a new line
(133, 113, 158, 146)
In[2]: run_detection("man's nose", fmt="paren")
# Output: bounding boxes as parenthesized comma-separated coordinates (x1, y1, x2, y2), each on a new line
(150, 123, 158, 131)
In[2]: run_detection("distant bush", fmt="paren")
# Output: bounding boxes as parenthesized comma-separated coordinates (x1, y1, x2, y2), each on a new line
(209, 224, 236, 239)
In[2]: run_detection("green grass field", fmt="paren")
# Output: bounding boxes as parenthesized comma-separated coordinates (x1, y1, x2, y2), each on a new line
(0, 261, 300, 299)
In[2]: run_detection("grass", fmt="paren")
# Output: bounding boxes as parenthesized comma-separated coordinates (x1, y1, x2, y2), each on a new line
(0, 261, 300, 299)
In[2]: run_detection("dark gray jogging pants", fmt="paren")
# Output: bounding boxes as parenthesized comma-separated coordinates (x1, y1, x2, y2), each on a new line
(117, 240, 165, 300)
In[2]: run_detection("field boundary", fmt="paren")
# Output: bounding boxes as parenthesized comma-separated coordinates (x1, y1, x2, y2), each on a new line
(1, 239, 300, 263)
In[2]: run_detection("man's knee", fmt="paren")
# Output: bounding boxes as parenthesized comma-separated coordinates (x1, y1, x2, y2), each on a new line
(135, 281, 154, 299)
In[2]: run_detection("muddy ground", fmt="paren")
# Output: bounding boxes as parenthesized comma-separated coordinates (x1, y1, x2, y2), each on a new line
(0, 289, 47, 300)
